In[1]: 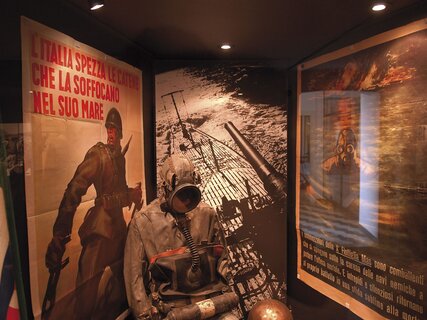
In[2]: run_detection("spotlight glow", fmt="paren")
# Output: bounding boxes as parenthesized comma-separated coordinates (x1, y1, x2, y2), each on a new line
(372, 3, 386, 11)
(89, 0, 104, 10)
(90, 4, 104, 10)
(221, 44, 231, 50)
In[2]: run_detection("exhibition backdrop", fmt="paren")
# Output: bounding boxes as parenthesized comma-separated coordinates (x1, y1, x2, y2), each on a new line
(0, 123, 23, 320)
(0, 188, 19, 320)
(156, 64, 288, 319)
(21, 17, 145, 319)
(297, 19, 427, 320)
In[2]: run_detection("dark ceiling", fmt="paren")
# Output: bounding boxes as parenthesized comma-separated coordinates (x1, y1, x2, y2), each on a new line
(65, 0, 427, 66)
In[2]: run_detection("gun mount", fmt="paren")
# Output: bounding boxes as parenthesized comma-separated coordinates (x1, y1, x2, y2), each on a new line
(224, 121, 287, 201)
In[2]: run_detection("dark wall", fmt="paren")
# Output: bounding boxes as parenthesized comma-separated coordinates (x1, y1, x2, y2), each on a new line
(0, 1, 155, 318)
(286, 2, 427, 320)
(2, 0, 427, 319)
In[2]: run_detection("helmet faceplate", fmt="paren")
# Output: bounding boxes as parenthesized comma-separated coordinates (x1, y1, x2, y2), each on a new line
(161, 154, 201, 214)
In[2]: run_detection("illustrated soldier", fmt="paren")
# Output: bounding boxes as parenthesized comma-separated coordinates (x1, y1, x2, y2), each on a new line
(301, 127, 376, 211)
(322, 128, 361, 174)
(45, 107, 142, 319)
(321, 127, 375, 208)
(124, 154, 239, 320)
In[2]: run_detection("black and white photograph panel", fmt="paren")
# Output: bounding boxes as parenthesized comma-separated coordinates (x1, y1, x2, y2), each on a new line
(156, 63, 288, 318)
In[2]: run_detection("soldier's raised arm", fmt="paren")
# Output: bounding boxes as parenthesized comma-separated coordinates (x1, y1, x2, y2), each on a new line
(45, 146, 100, 270)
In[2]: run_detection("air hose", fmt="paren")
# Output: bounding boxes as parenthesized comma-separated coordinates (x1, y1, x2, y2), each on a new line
(177, 215, 200, 272)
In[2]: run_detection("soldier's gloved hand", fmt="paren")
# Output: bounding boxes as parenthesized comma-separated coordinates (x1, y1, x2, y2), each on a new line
(45, 236, 66, 270)
(129, 183, 142, 206)
(151, 307, 160, 320)
(138, 307, 159, 320)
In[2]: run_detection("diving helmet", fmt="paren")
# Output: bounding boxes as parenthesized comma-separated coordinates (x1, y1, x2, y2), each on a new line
(248, 299, 293, 320)
(161, 154, 201, 214)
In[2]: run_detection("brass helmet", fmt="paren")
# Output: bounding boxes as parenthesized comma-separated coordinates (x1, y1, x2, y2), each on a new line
(248, 299, 293, 320)
(105, 107, 123, 139)
(160, 154, 201, 214)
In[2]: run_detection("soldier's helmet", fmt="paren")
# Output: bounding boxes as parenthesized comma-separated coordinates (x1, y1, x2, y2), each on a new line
(105, 107, 123, 139)
(160, 154, 202, 214)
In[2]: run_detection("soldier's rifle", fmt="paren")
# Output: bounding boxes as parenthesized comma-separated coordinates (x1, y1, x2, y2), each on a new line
(41, 235, 71, 319)
(122, 135, 132, 156)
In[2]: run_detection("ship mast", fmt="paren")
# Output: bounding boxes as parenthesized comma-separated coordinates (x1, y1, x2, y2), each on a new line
(161, 90, 196, 148)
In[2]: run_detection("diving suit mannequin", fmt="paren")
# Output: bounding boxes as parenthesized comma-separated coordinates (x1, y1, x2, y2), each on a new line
(124, 154, 239, 320)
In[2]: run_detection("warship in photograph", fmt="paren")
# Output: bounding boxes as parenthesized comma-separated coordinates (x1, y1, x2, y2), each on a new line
(159, 90, 288, 318)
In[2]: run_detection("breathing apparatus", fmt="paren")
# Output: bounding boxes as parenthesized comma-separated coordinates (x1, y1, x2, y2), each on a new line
(335, 128, 357, 169)
(160, 154, 202, 274)
(155, 155, 238, 320)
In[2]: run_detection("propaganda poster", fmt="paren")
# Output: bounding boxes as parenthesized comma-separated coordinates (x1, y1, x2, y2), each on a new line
(297, 19, 427, 320)
(21, 17, 145, 320)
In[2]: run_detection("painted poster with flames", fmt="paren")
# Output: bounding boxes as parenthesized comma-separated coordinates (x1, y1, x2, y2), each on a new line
(297, 19, 427, 320)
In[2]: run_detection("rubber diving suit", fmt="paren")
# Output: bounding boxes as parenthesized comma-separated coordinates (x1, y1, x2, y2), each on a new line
(124, 154, 238, 320)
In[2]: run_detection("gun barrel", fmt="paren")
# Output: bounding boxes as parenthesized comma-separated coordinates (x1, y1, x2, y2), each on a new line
(224, 121, 286, 200)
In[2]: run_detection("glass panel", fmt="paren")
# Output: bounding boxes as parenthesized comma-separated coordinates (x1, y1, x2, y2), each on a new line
(297, 20, 427, 320)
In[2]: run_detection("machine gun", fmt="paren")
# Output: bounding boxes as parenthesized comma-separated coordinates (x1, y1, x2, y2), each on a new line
(224, 121, 287, 201)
